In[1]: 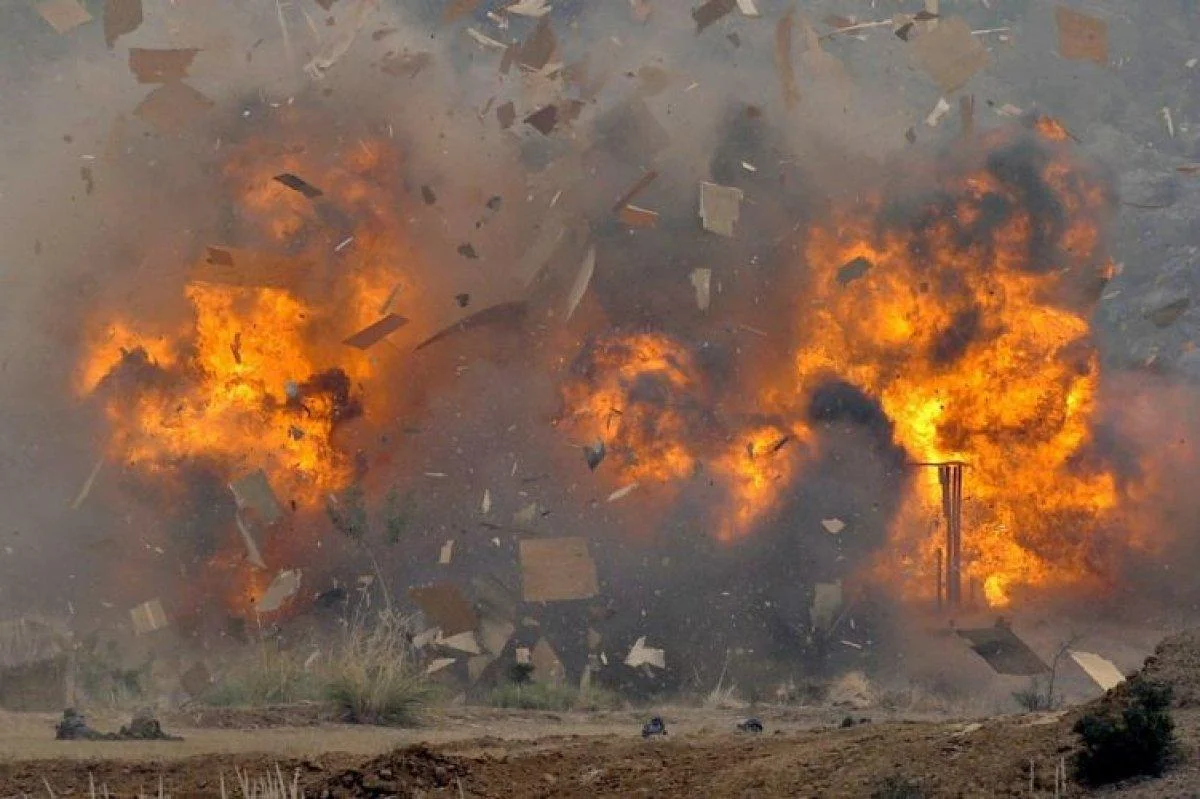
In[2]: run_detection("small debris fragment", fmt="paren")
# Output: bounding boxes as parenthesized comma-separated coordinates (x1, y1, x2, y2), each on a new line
(642, 716, 668, 738)
(737, 717, 764, 733)
(274, 173, 324, 199)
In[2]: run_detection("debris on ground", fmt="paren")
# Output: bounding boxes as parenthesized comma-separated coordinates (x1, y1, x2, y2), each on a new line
(641, 716, 668, 738)
(737, 717, 764, 733)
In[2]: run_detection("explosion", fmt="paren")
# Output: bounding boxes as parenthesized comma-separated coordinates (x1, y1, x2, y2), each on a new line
(776, 121, 1120, 606)
(559, 332, 801, 541)
(76, 117, 422, 616)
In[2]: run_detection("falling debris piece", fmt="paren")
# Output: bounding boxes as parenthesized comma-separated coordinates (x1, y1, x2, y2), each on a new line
(625, 636, 666, 669)
(958, 624, 1048, 676)
(960, 95, 975, 136)
(693, 0, 736, 33)
(36, 0, 92, 33)
(837, 256, 873, 286)
(414, 302, 527, 351)
(821, 518, 846, 534)
(775, 12, 799, 109)
(1146, 297, 1190, 328)
(690, 268, 712, 311)
(437, 630, 482, 655)
(1162, 107, 1176, 139)
(531, 638, 566, 684)
(235, 513, 267, 569)
(71, 456, 105, 510)
(619, 205, 659, 228)
(479, 619, 515, 655)
(565, 246, 596, 321)
(524, 105, 560, 135)
(425, 657, 456, 675)
(497, 101, 517, 130)
(256, 569, 302, 614)
(205, 246, 235, 267)
(128, 49, 199, 83)
(584, 441, 606, 471)
(1055, 6, 1108, 66)
(613, 171, 660, 214)
(481, 489, 492, 515)
(519, 537, 599, 601)
(607, 483, 639, 503)
(304, 0, 380, 79)
(409, 583, 477, 636)
(130, 599, 168, 635)
(810, 582, 843, 630)
(925, 97, 952, 127)
(439, 540, 455, 565)
(133, 82, 214, 134)
(507, 0, 551, 16)
(457, 243, 479, 259)
(735, 0, 760, 18)
(912, 16, 989, 93)
(517, 17, 557, 70)
(513, 502, 541, 526)
(699, 182, 744, 237)
(229, 469, 284, 525)
(341, 313, 409, 349)
(467, 28, 508, 51)
(104, 0, 142, 48)
(273, 173, 324, 199)
(1070, 651, 1125, 691)
(455, 293, 470, 309)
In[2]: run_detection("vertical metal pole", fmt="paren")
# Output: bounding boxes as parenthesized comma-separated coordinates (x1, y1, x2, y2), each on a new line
(936, 547, 943, 612)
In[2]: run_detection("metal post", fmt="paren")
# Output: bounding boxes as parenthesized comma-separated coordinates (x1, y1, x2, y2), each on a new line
(936, 547, 943, 612)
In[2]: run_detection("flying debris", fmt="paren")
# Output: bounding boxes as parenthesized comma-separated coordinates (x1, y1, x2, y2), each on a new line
(584, 440, 607, 470)
(273, 173, 324, 199)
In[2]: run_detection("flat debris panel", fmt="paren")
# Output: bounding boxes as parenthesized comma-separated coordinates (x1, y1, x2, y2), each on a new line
(409, 583, 477, 636)
(519, 537, 599, 602)
(229, 469, 284, 525)
(958, 625, 1048, 676)
(1071, 650, 1126, 691)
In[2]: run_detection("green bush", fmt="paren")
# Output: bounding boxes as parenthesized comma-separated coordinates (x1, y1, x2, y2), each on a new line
(1072, 677, 1177, 786)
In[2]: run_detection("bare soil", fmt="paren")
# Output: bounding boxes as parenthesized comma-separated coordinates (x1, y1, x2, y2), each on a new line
(0, 704, 1196, 797)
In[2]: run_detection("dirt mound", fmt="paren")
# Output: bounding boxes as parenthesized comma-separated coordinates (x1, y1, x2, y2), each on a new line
(315, 744, 469, 797)
(1135, 630, 1200, 708)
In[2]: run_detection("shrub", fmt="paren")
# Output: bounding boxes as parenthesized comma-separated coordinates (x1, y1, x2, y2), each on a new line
(1073, 677, 1177, 786)
(1012, 675, 1060, 712)
(203, 644, 323, 707)
(324, 610, 430, 726)
(871, 774, 927, 799)
(487, 681, 621, 711)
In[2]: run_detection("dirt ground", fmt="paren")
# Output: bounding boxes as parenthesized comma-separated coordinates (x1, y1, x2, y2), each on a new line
(0, 702, 1196, 798)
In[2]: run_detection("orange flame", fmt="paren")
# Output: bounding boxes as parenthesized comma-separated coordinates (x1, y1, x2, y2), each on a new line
(780, 124, 1118, 606)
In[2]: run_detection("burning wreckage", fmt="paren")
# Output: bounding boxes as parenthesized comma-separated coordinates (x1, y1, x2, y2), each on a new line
(3, 1, 1185, 711)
